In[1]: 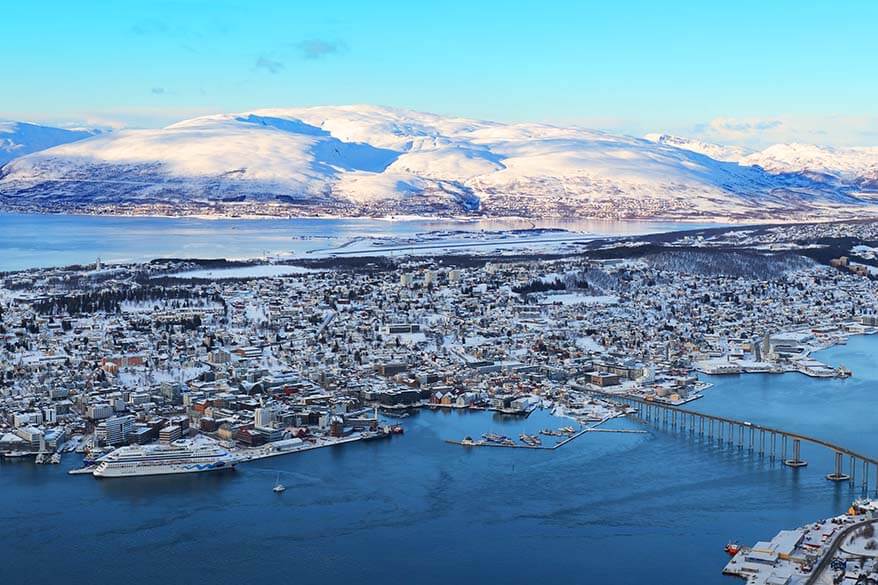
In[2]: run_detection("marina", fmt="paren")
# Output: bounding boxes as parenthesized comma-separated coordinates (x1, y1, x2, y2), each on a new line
(2, 340, 878, 585)
(2, 219, 878, 584)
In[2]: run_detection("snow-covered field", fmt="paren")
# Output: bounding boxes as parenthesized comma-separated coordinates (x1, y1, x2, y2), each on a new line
(160, 264, 321, 280)
(538, 293, 619, 306)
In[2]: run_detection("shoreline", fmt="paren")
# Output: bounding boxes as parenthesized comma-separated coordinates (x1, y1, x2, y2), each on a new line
(0, 208, 844, 226)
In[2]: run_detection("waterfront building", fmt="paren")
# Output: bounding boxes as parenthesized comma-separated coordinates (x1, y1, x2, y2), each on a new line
(105, 415, 135, 446)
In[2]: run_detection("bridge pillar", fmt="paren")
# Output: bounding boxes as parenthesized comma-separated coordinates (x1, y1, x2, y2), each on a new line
(783, 438, 808, 468)
(862, 460, 868, 495)
(851, 456, 856, 485)
(738, 425, 744, 450)
(827, 451, 850, 481)
(759, 429, 765, 457)
(749, 427, 755, 453)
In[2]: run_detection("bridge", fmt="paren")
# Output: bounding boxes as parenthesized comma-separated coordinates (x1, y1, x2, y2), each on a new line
(574, 385, 878, 495)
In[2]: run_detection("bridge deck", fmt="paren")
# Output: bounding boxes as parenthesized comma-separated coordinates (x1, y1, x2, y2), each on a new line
(576, 385, 878, 467)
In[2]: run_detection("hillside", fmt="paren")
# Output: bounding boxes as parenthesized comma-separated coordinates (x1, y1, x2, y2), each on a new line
(1, 106, 876, 220)
(0, 121, 97, 165)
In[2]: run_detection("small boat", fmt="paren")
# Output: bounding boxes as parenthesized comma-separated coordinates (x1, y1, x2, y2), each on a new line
(273, 473, 286, 493)
(836, 365, 852, 378)
(725, 541, 741, 556)
(519, 433, 542, 446)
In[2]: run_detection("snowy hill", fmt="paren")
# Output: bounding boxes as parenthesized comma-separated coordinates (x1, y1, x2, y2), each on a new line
(0, 121, 97, 165)
(742, 143, 878, 190)
(1, 106, 876, 220)
(644, 133, 753, 163)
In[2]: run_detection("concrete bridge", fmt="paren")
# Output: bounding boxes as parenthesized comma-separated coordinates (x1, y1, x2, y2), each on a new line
(575, 385, 878, 495)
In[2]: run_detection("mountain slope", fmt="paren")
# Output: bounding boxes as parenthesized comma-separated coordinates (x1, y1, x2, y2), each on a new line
(644, 133, 753, 163)
(742, 143, 878, 191)
(1, 106, 875, 219)
(0, 121, 97, 165)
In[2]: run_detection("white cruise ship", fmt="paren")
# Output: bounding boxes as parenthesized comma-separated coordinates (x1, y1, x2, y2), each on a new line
(92, 440, 237, 478)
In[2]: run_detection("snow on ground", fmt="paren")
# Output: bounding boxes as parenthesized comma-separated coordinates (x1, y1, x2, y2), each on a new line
(319, 230, 595, 258)
(850, 261, 878, 276)
(161, 264, 321, 280)
(120, 300, 223, 313)
(538, 293, 619, 306)
(4, 105, 875, 218)
(852, 245, 878, 259)
(742, 143, 878, 181)
(576, 336, 605, 352)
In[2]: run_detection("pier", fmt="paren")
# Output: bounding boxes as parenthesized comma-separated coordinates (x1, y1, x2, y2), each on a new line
(444, 416, 633, 450)
(576, 386, 878, 495)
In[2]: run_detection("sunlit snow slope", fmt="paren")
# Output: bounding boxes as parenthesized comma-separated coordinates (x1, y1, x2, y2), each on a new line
(2, 106, 876, 219)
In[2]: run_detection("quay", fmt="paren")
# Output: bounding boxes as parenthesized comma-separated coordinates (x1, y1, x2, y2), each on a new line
(575, 384, 878, 495)
(722, 505, 878, 585)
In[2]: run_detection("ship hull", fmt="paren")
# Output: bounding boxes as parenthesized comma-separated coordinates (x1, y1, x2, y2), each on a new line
(93, 459, 235, 478)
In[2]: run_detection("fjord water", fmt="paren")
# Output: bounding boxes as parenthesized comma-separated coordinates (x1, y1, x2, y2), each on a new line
(2, 337, 876, 585)
(0, 213, 715, 271)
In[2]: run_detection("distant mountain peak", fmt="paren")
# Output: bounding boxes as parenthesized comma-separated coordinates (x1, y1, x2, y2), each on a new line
(644, 133, 753, 163)
(0, 121, 98, 165)
(0, 107, 876, 220)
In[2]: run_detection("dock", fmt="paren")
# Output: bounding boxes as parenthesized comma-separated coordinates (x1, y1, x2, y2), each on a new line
(444, 416, 630, 450)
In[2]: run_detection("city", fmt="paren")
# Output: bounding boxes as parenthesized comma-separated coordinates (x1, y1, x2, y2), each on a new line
(4, 2, 878, 583)
(4, 219, 878, 581)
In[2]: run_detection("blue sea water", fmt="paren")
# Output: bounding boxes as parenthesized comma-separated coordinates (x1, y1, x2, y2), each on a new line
(0, 213, 716, 271)
(2, 337, 877, 584)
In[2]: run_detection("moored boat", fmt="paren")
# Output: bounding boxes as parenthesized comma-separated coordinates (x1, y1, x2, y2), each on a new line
(92, 440, 236, 478)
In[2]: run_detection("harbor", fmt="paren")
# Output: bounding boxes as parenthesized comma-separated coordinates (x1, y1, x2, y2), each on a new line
(722, 500, 878, 585)
(444, 414, 635, 450)
(3, 219, 878, 584)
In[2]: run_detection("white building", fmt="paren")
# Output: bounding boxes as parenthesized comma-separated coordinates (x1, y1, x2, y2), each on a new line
(254, 407, 274, 429)
(105, 415, 135, 446)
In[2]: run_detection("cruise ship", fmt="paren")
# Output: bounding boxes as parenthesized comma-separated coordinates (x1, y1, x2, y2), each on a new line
(92, 440, 237, 478)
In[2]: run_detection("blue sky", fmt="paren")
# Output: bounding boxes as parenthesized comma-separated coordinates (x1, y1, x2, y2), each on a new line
(3, 0, 877, 146)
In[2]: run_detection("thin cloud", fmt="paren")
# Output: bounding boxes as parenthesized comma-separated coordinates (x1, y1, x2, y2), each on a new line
(295, 39, 347, 60)
(151, 87, 166, 95)
(689, 115, 878, 148)
(254, 56, 284, 74)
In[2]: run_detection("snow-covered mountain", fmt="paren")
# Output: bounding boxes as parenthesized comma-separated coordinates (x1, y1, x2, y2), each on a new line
(1, 106, 876, 220)
(742, 143, 878, 190)
(643, 133, 753, 163)
(0, 121, 97, 165)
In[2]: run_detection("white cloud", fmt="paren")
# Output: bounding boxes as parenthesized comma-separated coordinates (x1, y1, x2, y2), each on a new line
(689, 115, 878, 148)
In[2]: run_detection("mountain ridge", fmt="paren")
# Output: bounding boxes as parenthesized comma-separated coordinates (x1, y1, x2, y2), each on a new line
(0, 121, 99, 165)
(1, 106, 877, 220)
